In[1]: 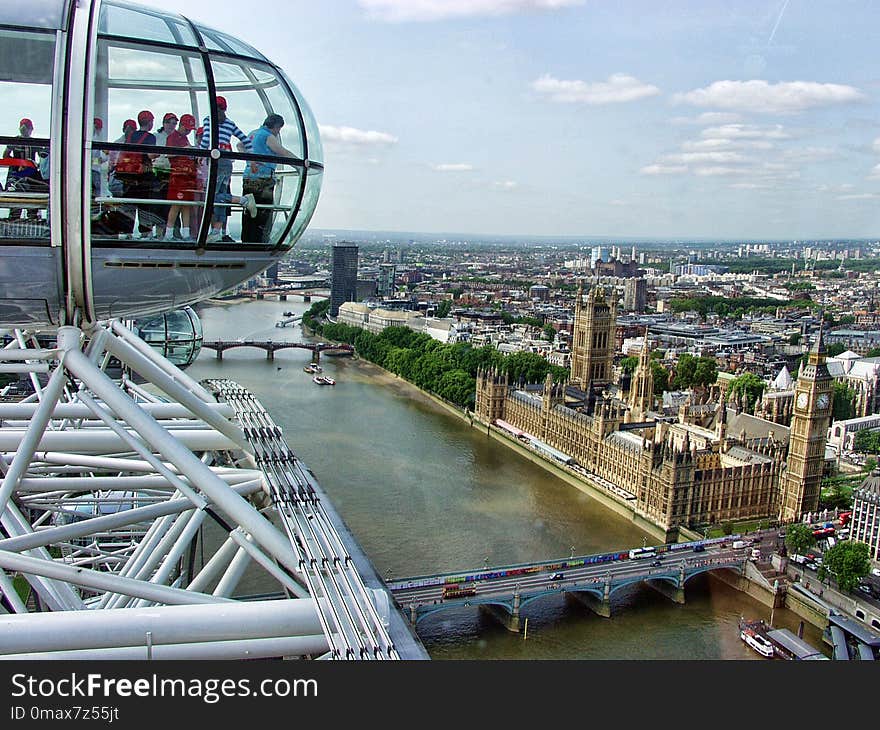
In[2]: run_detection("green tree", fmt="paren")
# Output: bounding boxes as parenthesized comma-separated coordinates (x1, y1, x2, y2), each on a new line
(865, 457, 878, 473)
(434, 300, 452, 318)
(788, 333, 801, 346)
(727, 372, 766, 412)
(435, 369, 475, 407)
(826, 343, 846, 358)
(785, 523, 816, 556)
(619, 356, 639, 374)
(542, 323, 556, 342)
(819, 541, 870, 593)
(832, 381, 856, 422)
(693, 357, 718, 388)
(866, 348, 880, 359)
(837, 314, 856, 325)
(671, 353, 697, 390)
(504, 351, 552, 384)
(853, 429, 880, 454)
(650, 360, 669, 395)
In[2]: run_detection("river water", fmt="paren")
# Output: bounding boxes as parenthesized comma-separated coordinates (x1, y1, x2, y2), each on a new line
(186, 298, 828, 659)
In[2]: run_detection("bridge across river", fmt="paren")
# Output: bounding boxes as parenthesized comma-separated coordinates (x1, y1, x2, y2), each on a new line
(201, 340, 354, 362)
(388, 540, 747, 632)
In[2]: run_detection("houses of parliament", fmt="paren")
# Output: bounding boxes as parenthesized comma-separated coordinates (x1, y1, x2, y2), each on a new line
(474, 284, 833, 538)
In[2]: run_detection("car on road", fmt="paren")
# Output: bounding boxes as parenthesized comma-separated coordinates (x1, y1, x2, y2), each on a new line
(693, 544, 706, 553)
(871, 568, 880, 578)
(858, 584, 872, 596)
(650, 559, 662, 567)
(549, 573, 564, 581)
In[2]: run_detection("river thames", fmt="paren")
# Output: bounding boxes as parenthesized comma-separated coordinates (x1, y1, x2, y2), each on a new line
(186, 298, 828, 659)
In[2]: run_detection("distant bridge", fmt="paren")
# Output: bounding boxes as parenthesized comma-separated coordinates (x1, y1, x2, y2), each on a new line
(201, 340, 354, 362)
(388, 541, 746, 632)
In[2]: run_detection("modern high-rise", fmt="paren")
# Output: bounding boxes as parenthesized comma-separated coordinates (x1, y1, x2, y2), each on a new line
(378, 263, 397, 298)
(330, 242, 359, 317)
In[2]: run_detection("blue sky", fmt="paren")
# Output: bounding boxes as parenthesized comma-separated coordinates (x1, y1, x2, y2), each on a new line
(40, 1, 880, 237)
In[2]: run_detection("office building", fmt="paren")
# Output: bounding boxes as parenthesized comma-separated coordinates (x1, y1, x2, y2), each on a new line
(330, 242, 359, 317)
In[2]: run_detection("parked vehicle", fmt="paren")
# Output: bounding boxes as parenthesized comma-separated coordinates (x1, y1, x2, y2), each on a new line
(732, 540, 748, 550)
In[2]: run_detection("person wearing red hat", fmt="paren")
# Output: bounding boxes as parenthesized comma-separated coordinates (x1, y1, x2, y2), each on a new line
(3, 117, 42, 220)
(199, 95, 255, 242)
(163, 114, 199, 241)
(152, 112, 180, 237)
(107, 119, 137, 199)
(111, 111, 157, 237)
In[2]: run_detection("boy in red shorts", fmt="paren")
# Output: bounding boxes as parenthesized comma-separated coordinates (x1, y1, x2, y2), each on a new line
(163, 113, 197, 241)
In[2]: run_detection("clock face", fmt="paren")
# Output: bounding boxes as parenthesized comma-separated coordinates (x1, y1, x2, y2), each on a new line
(817, 394, 830, 410)
(797, 392, 809, 410)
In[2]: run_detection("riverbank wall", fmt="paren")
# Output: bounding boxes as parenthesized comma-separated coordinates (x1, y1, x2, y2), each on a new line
(346, 362, 673, 544)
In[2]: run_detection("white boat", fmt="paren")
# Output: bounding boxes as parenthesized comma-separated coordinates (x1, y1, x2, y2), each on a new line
(303, 364, 321, 374)
(313, 375, 335, 386)
(739, 619, 775, 658)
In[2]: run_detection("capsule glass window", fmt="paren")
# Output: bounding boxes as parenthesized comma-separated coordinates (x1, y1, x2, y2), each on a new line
(91, 38, 209, 244)
(0, 28, 54, 240)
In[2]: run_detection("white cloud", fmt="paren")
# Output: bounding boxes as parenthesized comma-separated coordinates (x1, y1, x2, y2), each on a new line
(359, 0, 584, 22)
(532, 73, 660, 105)
(682, 138, 773, 151)
(670, 112, 743, 126)
(319, 125, 398, 145)
(493, 180, 518, 190)
(729, 182, 771, 189)
(663, 151, 747, 164)
(433, 163, 474, 172)
(837, 193, 880, 200)
(869, 163, 880, 180)
(701, 124, 789, 140)
(674, 80, 865, 114)
(874, 137, 880, 154)
(693, 166, 749, 177)
(640, 164, 687, 176)
(780, 146, 837, 163)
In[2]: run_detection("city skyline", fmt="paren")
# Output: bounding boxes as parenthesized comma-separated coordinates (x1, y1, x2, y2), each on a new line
(14, 0, 880, 240)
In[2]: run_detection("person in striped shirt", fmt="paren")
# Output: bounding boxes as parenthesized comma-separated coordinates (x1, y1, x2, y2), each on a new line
(199, 96, 256, 242)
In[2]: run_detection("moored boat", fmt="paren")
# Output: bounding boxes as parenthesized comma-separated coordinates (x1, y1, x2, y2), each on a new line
(739, 618, 775, 658)
(313, 375, 336, 386)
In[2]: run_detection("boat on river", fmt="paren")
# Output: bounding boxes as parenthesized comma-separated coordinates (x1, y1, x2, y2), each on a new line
(303, 364, 322, 374)
(313, 375, 335, 386)
(739, 618, 775, 658)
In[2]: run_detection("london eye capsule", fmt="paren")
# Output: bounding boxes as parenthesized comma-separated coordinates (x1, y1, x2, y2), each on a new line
(0, 0, 323, 328)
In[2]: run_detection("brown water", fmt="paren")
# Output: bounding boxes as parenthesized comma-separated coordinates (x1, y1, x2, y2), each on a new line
(187, 298, 828, 659)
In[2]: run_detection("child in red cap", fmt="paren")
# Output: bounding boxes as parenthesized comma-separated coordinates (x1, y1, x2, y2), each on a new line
(164, 113, 199, 241)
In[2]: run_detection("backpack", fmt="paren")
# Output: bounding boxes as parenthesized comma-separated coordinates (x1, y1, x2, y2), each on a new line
(114, 131, 152, 175)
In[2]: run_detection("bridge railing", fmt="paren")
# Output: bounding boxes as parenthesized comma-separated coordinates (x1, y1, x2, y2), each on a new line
(387, 535, 740, 591)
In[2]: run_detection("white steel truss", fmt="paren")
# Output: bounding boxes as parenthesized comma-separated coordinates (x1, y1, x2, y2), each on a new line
(0, 322, 398, 660)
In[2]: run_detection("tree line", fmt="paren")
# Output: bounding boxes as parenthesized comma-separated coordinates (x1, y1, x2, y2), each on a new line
(667, 295, 814, 319)
(303, 300, 568, 409)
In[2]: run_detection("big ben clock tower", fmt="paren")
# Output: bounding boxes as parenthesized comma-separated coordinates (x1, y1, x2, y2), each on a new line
(778, 325, 833, 522)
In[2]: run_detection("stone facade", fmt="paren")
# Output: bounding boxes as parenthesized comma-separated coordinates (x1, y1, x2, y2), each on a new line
(473, 289, 831, 534)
